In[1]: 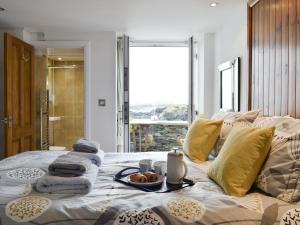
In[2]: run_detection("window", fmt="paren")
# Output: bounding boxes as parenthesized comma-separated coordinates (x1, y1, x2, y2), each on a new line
(129, 46, 189, 152)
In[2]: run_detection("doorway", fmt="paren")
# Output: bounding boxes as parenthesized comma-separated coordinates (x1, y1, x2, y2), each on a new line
(117, 37, 196, 152)
(36, 48, 85, 150)
(129, 46, 189, 152)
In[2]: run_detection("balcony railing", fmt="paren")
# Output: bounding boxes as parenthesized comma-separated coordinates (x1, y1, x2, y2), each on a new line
(130, 119, 188, 152)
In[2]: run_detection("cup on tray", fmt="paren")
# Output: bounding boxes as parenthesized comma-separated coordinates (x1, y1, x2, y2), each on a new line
(153, 161, 167, 175)
(139, 159, 152, 173)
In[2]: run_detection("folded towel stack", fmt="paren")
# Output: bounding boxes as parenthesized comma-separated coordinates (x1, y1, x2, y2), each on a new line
(36, 164, 98, 194)
(36, 139, 103, 194)
(68, 151, 103, 167)
(48, 154, 91, 177)
(72, 138, 104, 166)
(73, 138, 101, 154)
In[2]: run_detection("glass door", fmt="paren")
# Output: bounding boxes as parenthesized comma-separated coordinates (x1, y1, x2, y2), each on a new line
(117, 37, 196, 152)
(188, 36, 196, 124)
(117, 35, 130, 152)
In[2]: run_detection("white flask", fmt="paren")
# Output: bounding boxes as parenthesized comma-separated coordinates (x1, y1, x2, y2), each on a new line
(166, 148, 188, 184)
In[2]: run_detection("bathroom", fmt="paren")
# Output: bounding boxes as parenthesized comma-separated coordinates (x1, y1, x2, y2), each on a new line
(35, 48, 84, 150)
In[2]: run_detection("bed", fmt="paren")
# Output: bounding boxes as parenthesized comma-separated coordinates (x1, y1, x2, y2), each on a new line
(0, 150, 298, 225)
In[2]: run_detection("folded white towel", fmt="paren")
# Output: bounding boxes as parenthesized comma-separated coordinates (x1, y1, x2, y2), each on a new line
(68, 151, 104, 167)
(36, 164, 98, 194)
(73, 138, 101, 154)
(48, 154, 91, 177)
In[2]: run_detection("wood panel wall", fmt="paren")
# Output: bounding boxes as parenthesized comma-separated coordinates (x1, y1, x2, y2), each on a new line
(248, 0, 300, 118)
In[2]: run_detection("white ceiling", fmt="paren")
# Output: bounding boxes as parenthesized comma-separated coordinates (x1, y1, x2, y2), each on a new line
(0, 0, 246, 40)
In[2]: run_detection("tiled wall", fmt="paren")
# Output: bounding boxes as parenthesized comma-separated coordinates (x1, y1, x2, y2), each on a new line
(48, 60, 84, 149)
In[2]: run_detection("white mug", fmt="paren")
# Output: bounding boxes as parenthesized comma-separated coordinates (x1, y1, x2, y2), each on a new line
(153, 161, 167, 175)
(139, 159, 152, 173)
(166, 150, 188, 184)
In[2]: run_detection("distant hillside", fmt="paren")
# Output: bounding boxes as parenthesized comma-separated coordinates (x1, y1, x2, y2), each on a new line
(130, 104, 188, 121)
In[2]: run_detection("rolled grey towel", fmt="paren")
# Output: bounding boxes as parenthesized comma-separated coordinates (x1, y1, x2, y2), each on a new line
(48, 154, 91, 177)
(68, 151, 104, 167)
(36, 164, 98, 194)
(73, 139, 100, 154)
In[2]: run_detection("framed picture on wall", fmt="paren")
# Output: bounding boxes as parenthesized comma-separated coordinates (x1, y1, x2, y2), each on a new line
(218, 57, 240, 112)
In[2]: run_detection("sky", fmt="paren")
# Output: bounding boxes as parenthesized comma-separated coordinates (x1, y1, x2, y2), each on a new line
(129, 47, 189, 105)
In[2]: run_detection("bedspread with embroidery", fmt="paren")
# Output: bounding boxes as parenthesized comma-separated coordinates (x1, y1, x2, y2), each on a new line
(0, 150, 299, 225)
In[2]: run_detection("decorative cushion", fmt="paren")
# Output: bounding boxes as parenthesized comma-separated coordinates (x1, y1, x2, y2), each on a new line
(207, 125, 275, 196)
(211, 109, 260, 123)
(254, 116, 300, 203)
(183, 118, 223, 164)
(210, 110, 260, 157)
(253, 116, 300, 133)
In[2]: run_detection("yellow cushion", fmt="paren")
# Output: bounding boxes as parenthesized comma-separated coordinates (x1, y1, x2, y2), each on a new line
(183, 118, 223, 163)
(207, 125, 275, 196)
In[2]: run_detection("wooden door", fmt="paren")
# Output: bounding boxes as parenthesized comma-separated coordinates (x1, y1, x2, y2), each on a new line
(4, 33, 36, 157)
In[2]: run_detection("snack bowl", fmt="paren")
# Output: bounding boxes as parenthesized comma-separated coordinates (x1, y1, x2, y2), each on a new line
(128, 173, 165, 187)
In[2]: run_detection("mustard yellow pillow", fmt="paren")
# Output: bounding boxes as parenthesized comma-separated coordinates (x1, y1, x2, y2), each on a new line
(207, 125, 275, 196)
(183, 118, 223, 163)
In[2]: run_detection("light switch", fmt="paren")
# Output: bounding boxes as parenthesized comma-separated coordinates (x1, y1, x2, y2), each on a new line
(98, 99, 106, 107)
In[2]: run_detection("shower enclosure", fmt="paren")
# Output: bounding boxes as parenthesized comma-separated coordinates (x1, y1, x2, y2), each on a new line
(38, 48, 84, 150)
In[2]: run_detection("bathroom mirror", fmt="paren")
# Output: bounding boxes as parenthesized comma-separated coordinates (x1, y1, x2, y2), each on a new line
(219, 57, 240, 112)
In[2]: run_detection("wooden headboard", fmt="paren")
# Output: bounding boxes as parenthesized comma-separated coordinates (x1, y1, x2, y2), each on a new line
(248, 0, 300, 118)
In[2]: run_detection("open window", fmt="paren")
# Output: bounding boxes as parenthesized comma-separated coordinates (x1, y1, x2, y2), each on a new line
(117, 37, 196, 152)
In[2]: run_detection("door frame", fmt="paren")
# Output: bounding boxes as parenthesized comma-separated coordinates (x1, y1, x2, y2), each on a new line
(188, 36, 195, 124)
(31, 40, 92, 140)
(125, 40, 195, 152)
(123, 36, 130, 152)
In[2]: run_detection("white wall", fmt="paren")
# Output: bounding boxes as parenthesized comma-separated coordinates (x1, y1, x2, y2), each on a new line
(0, 2, 247, 154)
(0, 30, 117, 154)
(37, 31, 117, 152)
(214, 2, 248, 112)
(194, 2, 247, 118)
(195, 33, 215, 118)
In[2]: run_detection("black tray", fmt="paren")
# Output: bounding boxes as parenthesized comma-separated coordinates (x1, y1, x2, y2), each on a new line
(114, 167, 194, 193)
